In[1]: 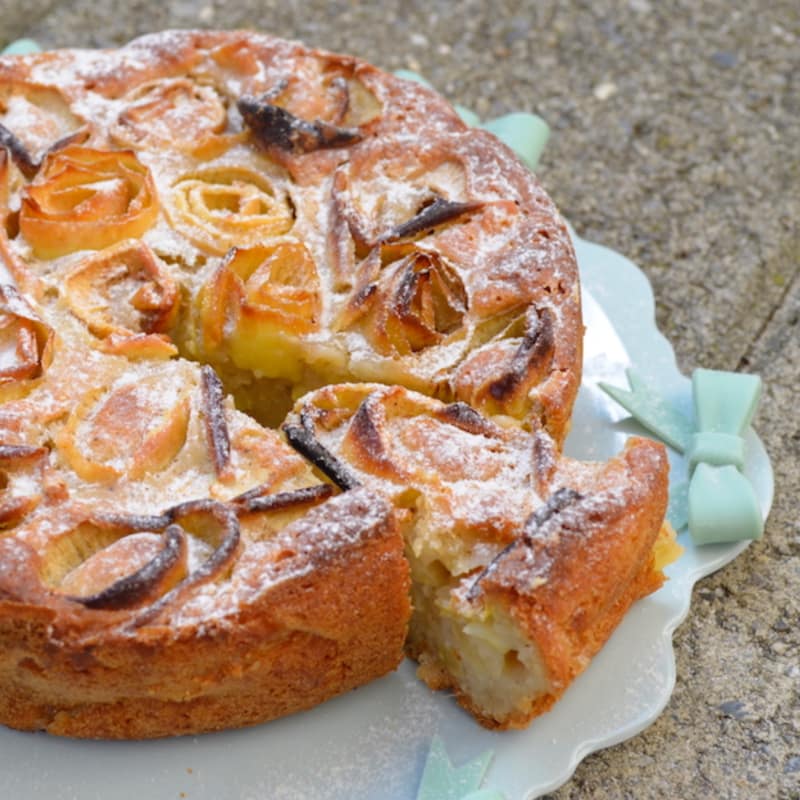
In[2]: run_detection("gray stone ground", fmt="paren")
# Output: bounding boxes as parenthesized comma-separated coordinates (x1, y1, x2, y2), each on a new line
(1, 1, 798, 798)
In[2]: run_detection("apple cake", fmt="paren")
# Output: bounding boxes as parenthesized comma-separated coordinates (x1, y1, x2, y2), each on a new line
(0, 29, 672, 738)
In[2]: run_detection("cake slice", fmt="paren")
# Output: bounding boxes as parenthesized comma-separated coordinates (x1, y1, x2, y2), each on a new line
(285, 383, 679, 728)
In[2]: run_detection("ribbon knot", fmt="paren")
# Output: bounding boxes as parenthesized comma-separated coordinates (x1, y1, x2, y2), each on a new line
(686, 431, 744, 470)
(600, 367, 765, 545)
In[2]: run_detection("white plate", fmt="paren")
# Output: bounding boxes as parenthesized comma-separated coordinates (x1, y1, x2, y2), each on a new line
(0, 232, 773, 800)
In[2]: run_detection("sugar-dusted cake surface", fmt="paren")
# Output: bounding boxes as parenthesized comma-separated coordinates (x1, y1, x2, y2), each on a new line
(0, 30, 669, 738)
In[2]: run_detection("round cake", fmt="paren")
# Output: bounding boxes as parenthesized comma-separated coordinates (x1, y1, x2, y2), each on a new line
(0, 30, 671, 738)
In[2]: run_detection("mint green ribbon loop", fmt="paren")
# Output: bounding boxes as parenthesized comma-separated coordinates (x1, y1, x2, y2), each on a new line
(692, 368, 762, 438)
(687, 431, 745, 471)
(599, 367, 765, 544)
(689, 463, 764, 545)
(480, 112, 550, 172)
(1, 39, 42, 56)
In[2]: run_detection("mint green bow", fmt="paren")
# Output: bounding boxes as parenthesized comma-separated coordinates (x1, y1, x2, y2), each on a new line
(600, 368, 764, 545)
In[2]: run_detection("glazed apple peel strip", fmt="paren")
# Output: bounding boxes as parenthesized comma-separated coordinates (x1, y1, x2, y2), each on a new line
(62, 484, 339, 622)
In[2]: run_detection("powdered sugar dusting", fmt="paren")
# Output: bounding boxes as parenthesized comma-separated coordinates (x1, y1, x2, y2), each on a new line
(0, 29, 585, 744)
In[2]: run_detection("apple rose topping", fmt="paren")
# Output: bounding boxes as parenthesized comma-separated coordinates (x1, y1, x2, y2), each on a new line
(62, 525, 188, 610)
(237, 55, 382, 156)
(377, 196, 483, 252)
(339, 249, 468, 356)
(200, 241, 322, 355)
(63, 240, 179, 357)
(43, 499, 240, 615)
(453, 306, 556, 417)
(56, 375, 190, 483)
(111, 78, 228, 152)
(261, 56, 382, 128)
(0, 284, 54, 383)
(328, 154, 481, 289)
(169, 165, 294, 255)
(0, 85, 83, 178)
(129, 499, 241, 626)
(19, 146, 159, 259)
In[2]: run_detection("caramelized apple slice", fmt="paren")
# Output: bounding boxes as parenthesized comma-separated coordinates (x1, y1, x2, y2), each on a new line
(377, 196, 483, 260)
(57, 375, 190, 483)
(19, 146, 159, 259)
(453, 306, 557, 419)
(283, 409, 360, 492)
(0, 84, 81, 171)
(338, 249, 468, 356)
(0, 123, 88, 183)
(43, 499, 239, 618)
(63, 240, 179, 357)
(239, 97, 362, 154)
(0, 150, 41, 294)
(39, 509, 187, 610)
(165, 499, 240, 582)
(261, 55, 382, 128)
(466, 488, 583, 600)
(41, 511, 170, 585)
(99, 332, 177, 360)
(0, 284, 54, 384)
(63, 526, 187, 610)
(200, 241, 322, 358)
(208, 422, 315, 502)
(232, 482, 333, 516)
(327, 149, 478, 290)
(0, 122, 38, 179)
(237, 54, 384, 156)
(232, 483, 335, 546)
(130, 499, 241, 626)
(239, 242, 322, 330)
(332, 137, 472, 251)
(168, 165, 294, 255)
(200, 365, 231, 478)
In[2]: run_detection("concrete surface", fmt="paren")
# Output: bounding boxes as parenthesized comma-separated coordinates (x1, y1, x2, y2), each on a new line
(1, 1, 798, 798)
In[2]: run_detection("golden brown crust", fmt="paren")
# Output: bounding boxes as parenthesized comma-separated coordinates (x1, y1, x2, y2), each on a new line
(0, 490, 409, 739)
(473, 439, 670, 727)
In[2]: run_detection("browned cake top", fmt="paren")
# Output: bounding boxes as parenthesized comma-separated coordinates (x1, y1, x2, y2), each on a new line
(0, 31, 588, 738)
(0, 29, 581, 437)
